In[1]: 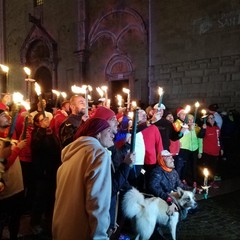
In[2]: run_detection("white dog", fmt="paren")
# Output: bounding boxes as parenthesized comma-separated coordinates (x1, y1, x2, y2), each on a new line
(122, 187, 197, 240)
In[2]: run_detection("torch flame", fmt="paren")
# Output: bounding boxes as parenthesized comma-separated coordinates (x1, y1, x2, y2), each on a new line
(12, 92, 24, 104)
(88, 85, 93, 92)
(101, 86, 108, 92)
(184, 105, 191, 114)
(201, 109, 207, 115)
(96, 87, 104, 97)
(158, 87, 164, 96)
(122, 88, 130, 94)
(131, 101, 137, 109)
(0, 64, 9, 73)
(23, 67, 31, 76)
(34, 82, 41, 96)
(195, 101, 200, 108)
(116, 95, 122, 107)
(61, 92, 67, 99)
(128, 111, 134, 119)
(71, 85, 84, 94)
(52, 89, 60, 97)
(22, 100, 30, 111)
(203, 168, 209, 177)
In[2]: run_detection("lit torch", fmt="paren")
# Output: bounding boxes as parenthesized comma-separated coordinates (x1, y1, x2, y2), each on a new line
(101, 86, 108, 107)
(116, 95, 123, 108)
(35, 82, 45, 117)
(123, 88, 130, 111)
(52, 89, 60, 108)
(201, 109, 207, 124)
(202, 168, 210, 199)
(8, 92, 24, 139)
(194, 101, 200, 123)
(158, 87, 164, 111)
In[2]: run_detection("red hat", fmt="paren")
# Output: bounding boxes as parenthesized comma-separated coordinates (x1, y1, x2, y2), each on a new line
(0, 102, 8, 111)
(176, 107, 185, 116)
(92, 106, 115, 120)
(74, 117, 110, 139)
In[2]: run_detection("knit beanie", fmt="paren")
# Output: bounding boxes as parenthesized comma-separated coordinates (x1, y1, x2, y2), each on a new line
(74, 117, 110, 139)
(157, 150, 173, 172)
(92, 106, 115, 120)
(0, 102, 7, 111)
(176, 107, 185, 117)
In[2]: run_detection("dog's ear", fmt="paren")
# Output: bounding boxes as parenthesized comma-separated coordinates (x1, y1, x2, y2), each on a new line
(177, 187, 184, 197)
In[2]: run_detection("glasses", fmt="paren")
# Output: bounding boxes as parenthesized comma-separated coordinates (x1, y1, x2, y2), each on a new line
(3, 141, 12, 147)
(208, 117, 215, 120)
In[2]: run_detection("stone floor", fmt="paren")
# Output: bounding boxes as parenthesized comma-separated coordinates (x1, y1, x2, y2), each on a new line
(118, 176, 240, 240)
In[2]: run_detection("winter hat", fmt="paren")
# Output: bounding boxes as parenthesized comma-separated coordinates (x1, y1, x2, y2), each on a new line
(176, 107, 185, 117)
(153, 103, 166, 110)
(208, 103, 219, 112)
(92, 106, 115, 120)
(0, 102, 7, 111)
(74, 117, 110, 139)
(161, 150, 172, 156)
(157, 150, 173, 172)
(163, 111, 173, 119)
(138, 109, 147, 123)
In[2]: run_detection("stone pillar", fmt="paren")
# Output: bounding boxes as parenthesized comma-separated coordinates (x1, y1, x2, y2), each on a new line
(0, 0, 6, 93)
(75, 0, 88, 84)
(148, 65, 156, 104)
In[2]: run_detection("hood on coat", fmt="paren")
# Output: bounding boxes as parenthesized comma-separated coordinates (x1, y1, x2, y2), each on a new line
(61, 136, 103, 163)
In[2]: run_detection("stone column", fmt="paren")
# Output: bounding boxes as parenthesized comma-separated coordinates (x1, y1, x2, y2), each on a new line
(75, 0, 88, 84)
(0, 0, 5, 63)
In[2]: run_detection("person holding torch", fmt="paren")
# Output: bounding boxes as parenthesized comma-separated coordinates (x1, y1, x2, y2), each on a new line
(91, 106, 135, 237)
(198, 113, 223, 188)
(58, 95, 88, 149)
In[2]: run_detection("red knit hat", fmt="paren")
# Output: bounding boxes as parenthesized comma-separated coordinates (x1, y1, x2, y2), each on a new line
(176, 107, 185, 116)
(0, 102, 8, 111)
(92, 106, 115, 120)
(74, 117, 110, 139)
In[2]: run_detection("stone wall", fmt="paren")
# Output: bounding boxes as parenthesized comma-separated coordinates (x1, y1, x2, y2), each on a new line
(151, 54, 240, 112)
(2, 0, 240, 113)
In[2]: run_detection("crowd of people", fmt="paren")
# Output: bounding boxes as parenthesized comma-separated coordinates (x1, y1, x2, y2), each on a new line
(0, 92, 239, 240)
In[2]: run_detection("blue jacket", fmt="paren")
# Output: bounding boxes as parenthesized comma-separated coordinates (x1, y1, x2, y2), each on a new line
(148, 165, 190, 201)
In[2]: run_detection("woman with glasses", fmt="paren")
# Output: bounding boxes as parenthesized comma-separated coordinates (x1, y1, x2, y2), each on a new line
(30, 113, 61, 236)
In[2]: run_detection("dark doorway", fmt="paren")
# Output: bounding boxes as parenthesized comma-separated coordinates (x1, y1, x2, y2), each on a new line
(0, 74, 7, 94)
(110, 79, 129, 113)
(33, 66, 53, 111)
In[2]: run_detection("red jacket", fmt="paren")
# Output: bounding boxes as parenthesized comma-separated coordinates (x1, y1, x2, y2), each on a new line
(203, 126, 221, 156)
(141, 125, 163, 165)
(50, 109, 68, 139)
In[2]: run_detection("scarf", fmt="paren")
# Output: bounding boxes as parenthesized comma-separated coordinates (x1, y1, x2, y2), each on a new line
(158, 155, 172, 172)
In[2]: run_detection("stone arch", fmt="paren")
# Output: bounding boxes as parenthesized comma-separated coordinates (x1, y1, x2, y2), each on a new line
(105, 54, 133, 80)
(88, 7, 147, 102)
(20, 25, 58, 94)
(88, 8, 147, 49)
